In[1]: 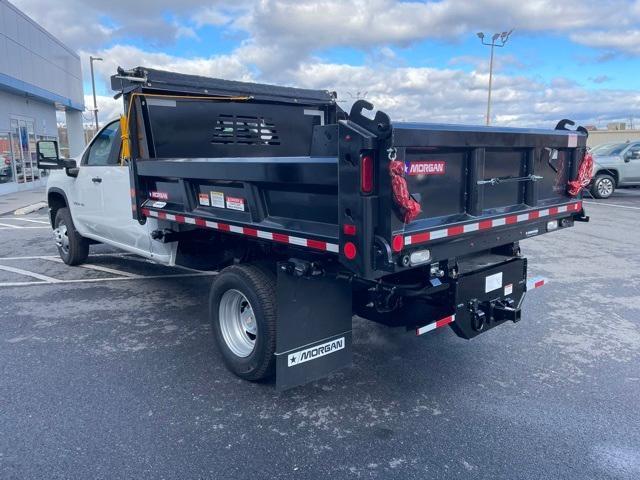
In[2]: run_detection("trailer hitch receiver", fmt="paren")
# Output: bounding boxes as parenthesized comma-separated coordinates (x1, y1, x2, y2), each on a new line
(469, 298, 521, 332)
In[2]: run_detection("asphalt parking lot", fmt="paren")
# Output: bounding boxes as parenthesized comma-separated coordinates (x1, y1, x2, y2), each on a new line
(1, 190, 639, 480)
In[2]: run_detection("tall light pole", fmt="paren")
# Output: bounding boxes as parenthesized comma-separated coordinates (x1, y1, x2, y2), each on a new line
(476, 29, 513, 125)
(89, 56, 103, 131)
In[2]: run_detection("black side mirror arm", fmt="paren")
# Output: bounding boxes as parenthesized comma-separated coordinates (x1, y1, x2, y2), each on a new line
(64, 160, 79, 177)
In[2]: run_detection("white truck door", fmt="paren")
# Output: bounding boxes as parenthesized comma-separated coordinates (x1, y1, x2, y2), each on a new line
(90, 122, 175, 263)
(74, 121, 121, 236)
(84, 122, 153, 256)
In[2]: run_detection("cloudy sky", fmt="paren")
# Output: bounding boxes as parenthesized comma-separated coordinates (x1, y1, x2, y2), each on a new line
(12, 0, 640, 128)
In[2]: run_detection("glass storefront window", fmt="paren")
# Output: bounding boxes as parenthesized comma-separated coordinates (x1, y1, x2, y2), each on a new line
(0, 133, 14, 184)
(2, 118, 57, 186)
(10, 118, 39, 184)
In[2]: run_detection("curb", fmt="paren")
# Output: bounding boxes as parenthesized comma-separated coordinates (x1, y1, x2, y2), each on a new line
(14, 202, 48, 216)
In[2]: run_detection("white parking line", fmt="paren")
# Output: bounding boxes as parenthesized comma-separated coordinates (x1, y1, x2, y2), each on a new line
(0, 253, 135, 261)
(0, 225, 51, 230)
(9, 217, 50, 224)
(0, 222, 20, 228)
(583, 201, 640, 211)
(43, 257, 142, 277)
(0, 271, 217, 288)
(0, 264, 61, 283)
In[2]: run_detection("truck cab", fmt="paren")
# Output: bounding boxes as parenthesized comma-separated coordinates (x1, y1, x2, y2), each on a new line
(44, 120, 174, 265)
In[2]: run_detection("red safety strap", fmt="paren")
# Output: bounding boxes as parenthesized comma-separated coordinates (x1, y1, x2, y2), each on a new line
(567, 151, 594, 197)
(389, 160, 421, 223)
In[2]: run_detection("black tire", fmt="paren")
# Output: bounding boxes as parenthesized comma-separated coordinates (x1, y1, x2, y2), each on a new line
(209, 264, 277, 381)
(54, 207, 89, 266)
(590, 174, 615, 199)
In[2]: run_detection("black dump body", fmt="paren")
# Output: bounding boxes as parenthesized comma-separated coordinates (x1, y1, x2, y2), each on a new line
(112, 66, 587, 281)
(112, 66, 589, 389)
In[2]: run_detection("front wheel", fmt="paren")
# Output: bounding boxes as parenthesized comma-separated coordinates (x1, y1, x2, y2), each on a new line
(590, 174, 615, 199)
(209, 264, 277, 381)
(54, 207, 89, 265)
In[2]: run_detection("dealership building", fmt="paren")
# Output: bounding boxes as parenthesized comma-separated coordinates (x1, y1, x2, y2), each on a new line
(0, 0, 85, 195)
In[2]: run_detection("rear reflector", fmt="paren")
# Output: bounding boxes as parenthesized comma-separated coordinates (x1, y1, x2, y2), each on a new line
(526, 276, 547, 290)
(416, 314, 455, 335)
(360, 154, 374, 194)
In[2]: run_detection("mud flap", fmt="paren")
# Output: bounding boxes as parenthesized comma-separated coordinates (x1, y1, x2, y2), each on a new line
(275, 265, 352, 390)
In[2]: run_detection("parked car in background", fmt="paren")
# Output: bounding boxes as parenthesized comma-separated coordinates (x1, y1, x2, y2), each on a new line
(589, 141, 640, 198)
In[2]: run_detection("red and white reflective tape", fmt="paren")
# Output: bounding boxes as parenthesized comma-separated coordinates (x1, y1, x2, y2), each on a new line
(141, 208, 339, 254)
(526, 276, 547, 290)
(403, 201, 582, 247)
(416, 314, 455, 336)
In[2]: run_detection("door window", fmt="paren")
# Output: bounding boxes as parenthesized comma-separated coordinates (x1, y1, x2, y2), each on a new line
(84, 121, 120, 166)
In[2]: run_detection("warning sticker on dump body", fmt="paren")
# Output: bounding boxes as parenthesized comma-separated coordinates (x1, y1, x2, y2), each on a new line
(198, 193, 210, 206)
(485, 272, 503, 293)
(287, 337, 345, 367)
(226, 196, 245, 211)
(406, 160, 446, 176)
(504, 283, 513, 296)
(210, 191, 225, 209)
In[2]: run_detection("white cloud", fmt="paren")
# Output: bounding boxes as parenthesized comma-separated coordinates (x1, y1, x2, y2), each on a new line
(287, 62, 640, 127)
(85, 95, 123, 125)
(77, 45, 254, 97)
(70, 43, 640, 128)
(12, 0, 640, 57)
(14, 0, 637, 129)
(571, 30, 640, 56)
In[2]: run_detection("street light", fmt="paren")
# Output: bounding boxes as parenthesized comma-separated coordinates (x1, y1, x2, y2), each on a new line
(476, 29, 513, 125)
(89, 56, 103, 131)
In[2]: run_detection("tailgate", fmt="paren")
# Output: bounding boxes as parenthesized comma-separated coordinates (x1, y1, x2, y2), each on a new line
(380, 123, 588, 269)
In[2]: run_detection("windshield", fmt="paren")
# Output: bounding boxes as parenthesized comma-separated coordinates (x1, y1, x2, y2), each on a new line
(591, 143, 628, 156)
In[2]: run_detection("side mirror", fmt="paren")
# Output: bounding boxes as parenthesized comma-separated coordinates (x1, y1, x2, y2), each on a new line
(36, 140, 64, 169)
(627, 149, 640, 161)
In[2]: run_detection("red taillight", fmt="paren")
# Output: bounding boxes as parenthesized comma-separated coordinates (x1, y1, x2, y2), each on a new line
(360, 154, 374, 194)
(343, 224, 357, 236)
(392, 235, 404, 252)
(344, 242, 357, 259)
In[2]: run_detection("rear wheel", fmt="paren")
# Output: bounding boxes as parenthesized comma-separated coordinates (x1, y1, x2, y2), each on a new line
(54, 207, 89, 265)
(209, 264, 277, 381)
(590, 174, 615, 199)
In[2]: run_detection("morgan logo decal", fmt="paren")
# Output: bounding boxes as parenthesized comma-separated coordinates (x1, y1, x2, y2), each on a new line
(150, 191, 169, 200)
(406, 161, 446, 176)
(287, 337, 345, 367)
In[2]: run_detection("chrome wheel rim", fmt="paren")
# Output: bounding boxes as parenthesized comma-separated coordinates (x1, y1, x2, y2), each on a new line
(54, 223, 70, 254)
(218, 289, 257, 357)
(597, 178, 613, 197)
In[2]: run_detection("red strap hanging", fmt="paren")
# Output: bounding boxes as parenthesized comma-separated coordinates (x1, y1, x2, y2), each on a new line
(389, 159, 421, 223)
(567, 151, 594, 197)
